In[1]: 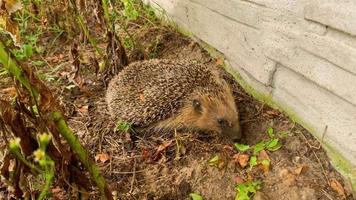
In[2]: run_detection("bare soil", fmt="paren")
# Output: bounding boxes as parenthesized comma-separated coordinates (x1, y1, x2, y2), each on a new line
(1, 26, 354, 200)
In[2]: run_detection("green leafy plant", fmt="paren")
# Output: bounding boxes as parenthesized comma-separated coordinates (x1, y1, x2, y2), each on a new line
(115, 121, 133, 132)
(208, 155, 220, 166)
(190, 193, 204, 200)
(234, 143, 250, 152)
(121, 0, 139, 20)
(234, 127, 282, 169)
(235, 181, 261, 200)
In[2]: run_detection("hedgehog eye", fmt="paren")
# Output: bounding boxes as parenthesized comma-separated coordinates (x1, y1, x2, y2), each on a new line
(192, 99, 202, 113)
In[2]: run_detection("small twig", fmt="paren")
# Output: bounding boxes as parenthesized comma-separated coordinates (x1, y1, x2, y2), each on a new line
(300, 130, 321, 150)
(320, 125, 328, 148)
(111, 169, 145, 175)
(299, 130, 330, 185)
(312, 150, 330, 186)
(62, 176, 94, 195)
(129, 158, 137, 193)
(109, 149, 113, 176)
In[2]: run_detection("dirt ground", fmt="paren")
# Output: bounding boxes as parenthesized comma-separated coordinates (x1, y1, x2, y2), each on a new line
(1, 26, 354, 199)
(54, 27, 354, 200)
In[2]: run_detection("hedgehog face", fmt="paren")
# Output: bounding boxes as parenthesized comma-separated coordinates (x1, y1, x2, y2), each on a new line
(189, 93, 242, 141)
(157, 85, 242, 141)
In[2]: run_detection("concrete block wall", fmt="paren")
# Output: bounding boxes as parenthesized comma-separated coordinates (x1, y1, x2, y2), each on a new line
(144, 0, 356, 182)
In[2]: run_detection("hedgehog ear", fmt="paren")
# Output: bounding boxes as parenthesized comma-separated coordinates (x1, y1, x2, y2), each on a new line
(192, 99, 202, 113)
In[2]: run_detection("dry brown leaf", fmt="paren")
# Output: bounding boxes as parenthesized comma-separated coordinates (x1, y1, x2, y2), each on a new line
(258, 150, 271, 174)
(234, 153, 249, 168)
(152, 140, 174, 160)
(78, 105, 88, 114)
(141, 149, 150, 161)
(233, 176, 245, 184)
(51, 187, 63, 193)
(258, 150, 270, 161)
(294, 165, 308, 176)
(95, 152, 110, 163)
(330, 178, 346, 199)
(156, 140, 173, 153)
(216, 57, 223, 66)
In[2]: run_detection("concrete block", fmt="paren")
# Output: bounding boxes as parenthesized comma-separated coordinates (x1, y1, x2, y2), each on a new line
(185, 1, 276, 85)
(266, 37, 356, 106)
(326, 28, 356, 49)
(189, 0, 261, 29)
(226, 60, 273, 97)
(148, 0, 190, 26)
(273, 67, 356, 163)
(297, 32, 356, 75)
(304, 0, 356, 36)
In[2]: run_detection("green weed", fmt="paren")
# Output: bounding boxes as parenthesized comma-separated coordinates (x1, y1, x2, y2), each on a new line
(190, 193, 203, 200)
(234, 127, 282, 169)
(115, 121, 133, 132)
(235, 181, 261, 200)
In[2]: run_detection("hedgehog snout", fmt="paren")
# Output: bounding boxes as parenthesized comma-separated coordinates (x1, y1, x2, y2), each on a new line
(219, 119, 242, 141)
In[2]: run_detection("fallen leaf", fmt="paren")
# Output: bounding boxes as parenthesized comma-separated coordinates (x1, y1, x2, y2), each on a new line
(95, 153, 110, 163)
(246, 171, 254, 181)
(156, 140, 173, 153)
(234, 153, 249, 168)
(293, 165, 307, 176)
(152, 140, 173, 159)
(259, 160, 270, 175)
(330, 178, 346, 199)
(141, 149, 150, 161)
(51, 187, 63, 193)
(78, 105, 88, 114)
(233, 176, 245, 184)
(258, 150, 270, 162)
(216, 57, 223, 65)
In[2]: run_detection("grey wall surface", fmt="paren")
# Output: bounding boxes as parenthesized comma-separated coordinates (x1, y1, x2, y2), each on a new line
(144, 0, 356, 181)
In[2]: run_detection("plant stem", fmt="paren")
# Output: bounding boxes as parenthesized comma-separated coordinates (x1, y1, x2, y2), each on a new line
(51, 112, 112, 200)
(0, 39, 112, 200)
(37, 157, 55, 200)
(10, 150, 42, 174)
(76, 15, 104, 58)
(101, 0, 112, 27)
(0, 41, 39, 99)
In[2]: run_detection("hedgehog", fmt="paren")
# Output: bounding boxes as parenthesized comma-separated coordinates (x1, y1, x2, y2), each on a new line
(105, 59, 241, 140)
